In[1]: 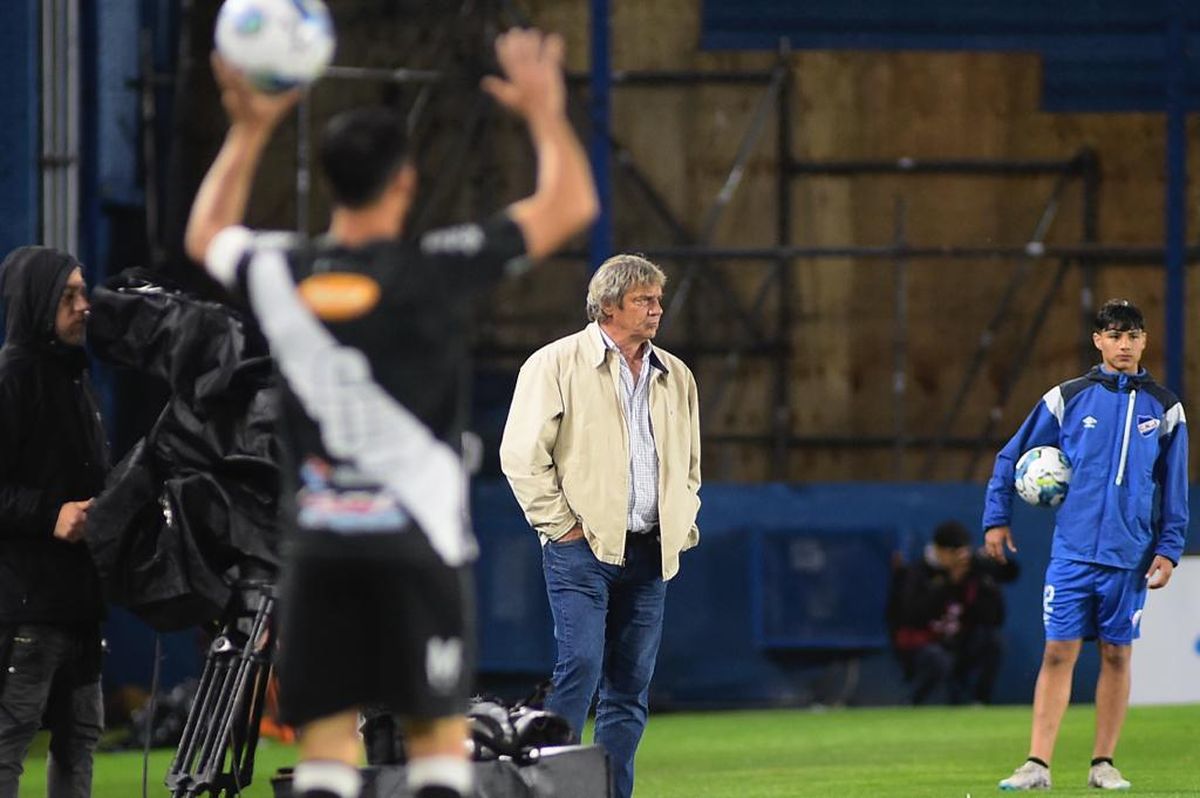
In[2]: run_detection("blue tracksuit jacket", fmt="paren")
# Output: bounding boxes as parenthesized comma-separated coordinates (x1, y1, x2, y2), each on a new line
(983, 366, 1189, 570)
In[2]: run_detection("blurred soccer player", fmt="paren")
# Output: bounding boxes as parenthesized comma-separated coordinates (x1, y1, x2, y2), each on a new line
(184, 28, 596, 798)
(982, 299, 1188, 791)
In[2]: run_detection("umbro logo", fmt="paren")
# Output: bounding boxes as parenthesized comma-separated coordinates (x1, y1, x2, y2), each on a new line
(1082, 416, 1098, 429)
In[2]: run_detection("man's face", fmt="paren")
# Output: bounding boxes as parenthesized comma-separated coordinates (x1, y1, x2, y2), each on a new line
(1092, 325, 1146, 375)
(54, 268, 89, 346)
(934, 544, 970, 574)
(602, 282, 664, 344)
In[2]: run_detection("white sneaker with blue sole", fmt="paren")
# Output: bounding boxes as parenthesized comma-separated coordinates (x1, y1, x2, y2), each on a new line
(1087, 762, 1131, 790)
(999, 760, 1051, 791)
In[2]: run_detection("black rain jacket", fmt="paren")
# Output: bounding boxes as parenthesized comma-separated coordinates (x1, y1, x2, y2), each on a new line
(887, 552, 1019, 653)
(86, 270, 280, 631)
(0, 247, 108, 624)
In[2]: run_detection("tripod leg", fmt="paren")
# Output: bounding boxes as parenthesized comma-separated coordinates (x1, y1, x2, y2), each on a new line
(205, 591, 275, 797)
(165, 584, 276, 798)
(228, 657, 272, 790)
(169, 639, 220, 777)
(168, 625, 241, 796)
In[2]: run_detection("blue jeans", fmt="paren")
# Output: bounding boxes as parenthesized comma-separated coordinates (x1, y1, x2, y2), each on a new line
(542, 534, 666, 798)
(0, 623, 104, 798)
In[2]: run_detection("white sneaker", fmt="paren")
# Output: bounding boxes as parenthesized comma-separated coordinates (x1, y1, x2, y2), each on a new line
(999, 760, 1052, 791)
(1088, 762, 1131, 790)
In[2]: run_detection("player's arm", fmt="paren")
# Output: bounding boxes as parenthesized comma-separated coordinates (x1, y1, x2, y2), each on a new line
(482, 29, 598, 261)
(975, 549, 1020, 582)
(1149, 403, 1188, 588)
(499, 353, 578, 541)
(984, 526, 1016, 564)
(982, 391, 1063, 562)
(184, 54, 300, 268)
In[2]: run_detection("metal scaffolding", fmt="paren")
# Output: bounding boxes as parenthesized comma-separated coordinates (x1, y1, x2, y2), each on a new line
(145, 5, 1200, 483)
(542, 65, 1196, 481)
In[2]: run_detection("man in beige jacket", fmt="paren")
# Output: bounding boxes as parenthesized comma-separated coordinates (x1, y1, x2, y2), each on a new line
(500, 254, 700, 798)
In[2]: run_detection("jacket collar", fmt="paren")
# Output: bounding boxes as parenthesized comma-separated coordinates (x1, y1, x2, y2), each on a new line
(586, 322, 607, 367)
(1087, 364, 1151, 391)
(587, 322, 669, 375)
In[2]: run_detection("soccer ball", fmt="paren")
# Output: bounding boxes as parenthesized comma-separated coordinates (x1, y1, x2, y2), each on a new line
(215, 0, 336, 93)
(1014, 446, 1072, 508)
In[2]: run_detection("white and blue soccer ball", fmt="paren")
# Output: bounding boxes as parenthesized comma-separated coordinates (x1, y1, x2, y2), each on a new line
(1014, 445, 1072, 508)
(215, 0, 336, 93)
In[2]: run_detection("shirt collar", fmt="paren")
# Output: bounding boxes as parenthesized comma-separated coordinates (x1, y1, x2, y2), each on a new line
(591, 322, 668, 375)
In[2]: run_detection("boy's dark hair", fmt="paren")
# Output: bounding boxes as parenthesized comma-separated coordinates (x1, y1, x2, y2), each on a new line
(319, 107, 409, 209)
(1093, 298, 1144, 332)
(932, 520, 971, 550)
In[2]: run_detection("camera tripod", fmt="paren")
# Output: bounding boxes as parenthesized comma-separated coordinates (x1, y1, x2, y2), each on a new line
(166, 580, 276, 798)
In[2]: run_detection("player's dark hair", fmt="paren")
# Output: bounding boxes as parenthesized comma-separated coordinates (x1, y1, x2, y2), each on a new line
(1093, 298, 1144, 332)
(319, 107, 409, 209)
(932, 520, 971, 549)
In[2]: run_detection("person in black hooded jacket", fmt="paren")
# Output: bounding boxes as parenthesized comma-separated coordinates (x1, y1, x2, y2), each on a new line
(0, 246, 109, 798)
(888, 520, 1018, 705)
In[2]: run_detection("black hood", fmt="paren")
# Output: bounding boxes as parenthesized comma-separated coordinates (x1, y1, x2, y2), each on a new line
(0, 246, 80, 348)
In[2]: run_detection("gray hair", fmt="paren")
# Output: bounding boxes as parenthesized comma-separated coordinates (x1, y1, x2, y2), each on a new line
(585, 254, 667, 322)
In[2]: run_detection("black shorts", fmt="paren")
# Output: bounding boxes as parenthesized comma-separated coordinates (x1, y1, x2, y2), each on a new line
(274, 526, 475, 727)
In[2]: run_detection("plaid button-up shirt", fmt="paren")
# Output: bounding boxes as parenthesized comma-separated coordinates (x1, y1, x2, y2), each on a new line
(599, 327, 661, 533)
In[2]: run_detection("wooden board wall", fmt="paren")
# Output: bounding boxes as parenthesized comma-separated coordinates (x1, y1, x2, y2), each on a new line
(515, 0, 1200, 483)
(180, 0, 1200, 483)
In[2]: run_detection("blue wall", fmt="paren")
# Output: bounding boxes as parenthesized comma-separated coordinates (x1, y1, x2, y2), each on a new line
(0, 0, 40, 261)
(701, 0, 1200, 112)
(475, 481, 1200, 708)
(105, 480, 1200, 707)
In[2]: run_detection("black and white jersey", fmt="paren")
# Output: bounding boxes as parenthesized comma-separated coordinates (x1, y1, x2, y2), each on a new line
(205, 215, 527, 566)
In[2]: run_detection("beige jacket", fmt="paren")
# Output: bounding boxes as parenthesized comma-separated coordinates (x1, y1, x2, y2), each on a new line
(500, 323, 701, 580)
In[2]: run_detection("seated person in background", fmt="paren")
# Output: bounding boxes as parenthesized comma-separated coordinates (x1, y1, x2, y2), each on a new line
(888, 520, 1018, 705)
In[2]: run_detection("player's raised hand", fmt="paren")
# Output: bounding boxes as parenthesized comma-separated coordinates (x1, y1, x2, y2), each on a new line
(985, 525, 1016, 564)
(1145, 554, 1174, 589)
(481, 29, 567, 123)
(211, 52, 301, 133)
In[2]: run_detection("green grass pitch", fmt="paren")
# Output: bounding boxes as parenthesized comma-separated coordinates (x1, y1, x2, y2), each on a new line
(16, 703, 1200, 797)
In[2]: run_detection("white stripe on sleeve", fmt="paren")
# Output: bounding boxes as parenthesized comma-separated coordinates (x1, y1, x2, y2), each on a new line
(1163, 402, 1187, 436)
(1041, 385, 1065, 425)
(204, 226, 255, 289)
